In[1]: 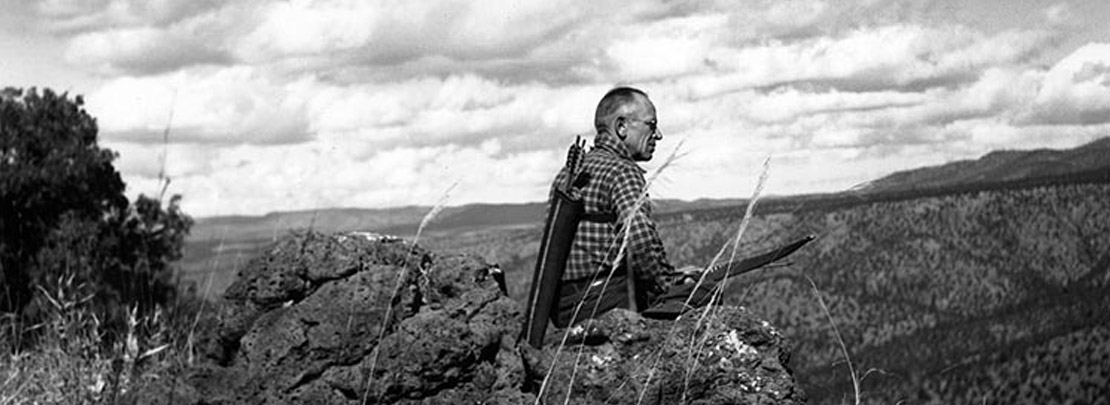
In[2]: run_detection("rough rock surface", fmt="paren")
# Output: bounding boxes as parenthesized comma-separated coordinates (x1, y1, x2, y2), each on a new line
(126, 231, 804, 404)
(532, 308, 805, 405)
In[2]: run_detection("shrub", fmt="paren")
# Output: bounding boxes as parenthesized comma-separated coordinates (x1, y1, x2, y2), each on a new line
(1, 87, 192, 350)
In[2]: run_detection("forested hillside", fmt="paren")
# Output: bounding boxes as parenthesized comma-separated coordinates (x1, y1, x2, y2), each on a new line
(424, 182, 1110, 404)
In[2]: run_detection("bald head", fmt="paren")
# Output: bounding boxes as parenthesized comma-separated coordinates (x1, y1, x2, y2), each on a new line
(594, 87, 650, 135)
(593, 86, 661, 161)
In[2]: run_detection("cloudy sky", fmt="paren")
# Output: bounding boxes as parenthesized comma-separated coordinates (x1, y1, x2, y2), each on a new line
(2, 0, 1109, 217)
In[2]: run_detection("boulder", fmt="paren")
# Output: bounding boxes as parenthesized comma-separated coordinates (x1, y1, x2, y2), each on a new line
(532, 307, 805, 405)
(134, 231, 804, 404)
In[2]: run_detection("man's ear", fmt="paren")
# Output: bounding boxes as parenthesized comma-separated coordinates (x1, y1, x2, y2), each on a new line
(615, 117, 627, 139)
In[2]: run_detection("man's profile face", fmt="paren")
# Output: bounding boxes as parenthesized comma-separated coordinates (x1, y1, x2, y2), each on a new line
(620, 98, 662, 162)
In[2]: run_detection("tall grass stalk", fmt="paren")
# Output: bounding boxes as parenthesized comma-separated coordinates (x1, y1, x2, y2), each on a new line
(634, 155, 772, 405)
(559, 214, 642, 405)
(185, 233, 224, 366)
(677, 155, 772, 402)
(1, 353, 30, 405)
(684, 155, 771, 336)
(807, 276, 861, 405)
(156, 99, 176, 202)
(558, 244, 628, 405)
(415, 181, 460, 245)
(361, 180, 458, 405)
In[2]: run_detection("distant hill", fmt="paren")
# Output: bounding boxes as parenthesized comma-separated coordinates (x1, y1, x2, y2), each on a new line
(862, 136, 1110, 193)
(189, 198, 744, 242)
(180, 203, 546, 296)
(178, 198, 743, 297)
(189, 206, 431, 241)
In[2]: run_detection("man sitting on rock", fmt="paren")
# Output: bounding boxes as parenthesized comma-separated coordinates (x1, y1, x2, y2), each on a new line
(547, 86, 689, 327)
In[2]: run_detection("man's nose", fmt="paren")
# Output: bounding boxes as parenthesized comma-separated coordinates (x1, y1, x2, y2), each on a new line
(653, 128, 663, 140)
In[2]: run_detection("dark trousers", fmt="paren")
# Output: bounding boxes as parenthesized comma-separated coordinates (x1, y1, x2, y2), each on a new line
(551, 268, 654, 328)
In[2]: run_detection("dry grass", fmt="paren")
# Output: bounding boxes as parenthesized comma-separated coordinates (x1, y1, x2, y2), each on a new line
(670, 155, 773, 403)
(3, 232, 210, 405)
(362, 180, 459, 405)
(1, 346, 110, 405)
(633, 155, 773, 405)
(807, 276, 861, 405)
(1, 293, 209, 405)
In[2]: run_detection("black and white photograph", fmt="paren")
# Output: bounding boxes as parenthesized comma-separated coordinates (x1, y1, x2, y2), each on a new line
(2, 1, 1109, 403)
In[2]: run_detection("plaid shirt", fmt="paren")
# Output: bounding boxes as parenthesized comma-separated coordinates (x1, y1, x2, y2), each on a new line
(550, 133, 673, 286)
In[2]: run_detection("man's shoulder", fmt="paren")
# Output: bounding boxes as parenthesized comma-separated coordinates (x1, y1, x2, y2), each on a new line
(581, 150, 644, 195)
(585, 148, 642, 175)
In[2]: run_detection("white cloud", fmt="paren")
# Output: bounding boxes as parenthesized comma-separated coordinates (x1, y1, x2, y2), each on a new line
(1045, 3, 1074, 28)
(1026, 43, 1110, 125)
(743, 87, 928, 124)
(234, 0, 593, 67)
(11, 0, 1109, 217)
(104, 142, 216, 181)
(44, 0, 674, 81)
(961, 68, 1041, 115)
(88, 66, 313, 144)
(88, 65, 606, 152)
(764, 0, 829, 30)
(66, 25, 229, 74)
(118, 139, 563, 217)
(309, 75, 604, 152)
(37, 0, 223, 32)
(235, 0, 380, 58)
(604, 14, 725, 82)
(680, 24, 1049, 99)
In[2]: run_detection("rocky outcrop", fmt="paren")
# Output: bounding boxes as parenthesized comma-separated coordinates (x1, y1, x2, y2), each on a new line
(127, 231, 804, 404)
(531, 307, 804, 405)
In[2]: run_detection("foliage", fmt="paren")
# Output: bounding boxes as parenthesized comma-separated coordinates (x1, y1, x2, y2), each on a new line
(1, 87, 193, 349)
(1, 294, 218, 405)
(661, 183, 1110, 404)
(1, 87, 126, 313)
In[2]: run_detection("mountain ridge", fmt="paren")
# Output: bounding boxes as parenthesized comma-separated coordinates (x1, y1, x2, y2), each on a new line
(861, 136, 1110, 193)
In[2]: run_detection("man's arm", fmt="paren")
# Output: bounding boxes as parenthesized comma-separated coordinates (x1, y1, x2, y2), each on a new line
(610, 167, 672, 293)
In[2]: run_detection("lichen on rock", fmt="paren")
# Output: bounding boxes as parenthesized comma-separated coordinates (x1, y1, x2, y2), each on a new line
(534, 307, 805, 405)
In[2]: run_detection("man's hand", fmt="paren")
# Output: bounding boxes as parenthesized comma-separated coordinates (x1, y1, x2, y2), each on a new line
(674, 265, 702, 285)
